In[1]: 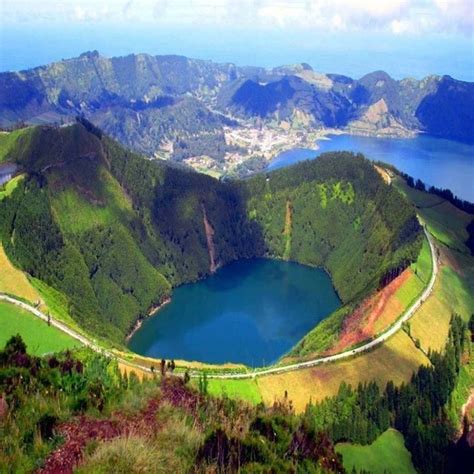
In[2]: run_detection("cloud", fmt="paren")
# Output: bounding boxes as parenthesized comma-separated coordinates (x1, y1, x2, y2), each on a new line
(2, 0, 473, 35)
(123, 0, 135, 16)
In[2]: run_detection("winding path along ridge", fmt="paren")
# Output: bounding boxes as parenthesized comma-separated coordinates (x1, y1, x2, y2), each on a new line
(0, 226, 437, 379)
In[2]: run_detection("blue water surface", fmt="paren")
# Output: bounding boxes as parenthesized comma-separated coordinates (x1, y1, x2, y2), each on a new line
(129, 259, 340, 367)
(269, 134, 474, 202)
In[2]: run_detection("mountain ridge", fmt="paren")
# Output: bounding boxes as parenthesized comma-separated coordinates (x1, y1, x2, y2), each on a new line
(1, 51, 472, 171)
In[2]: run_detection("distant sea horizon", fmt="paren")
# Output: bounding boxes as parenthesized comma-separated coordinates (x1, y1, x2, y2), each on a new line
(1, 23, 473, 81)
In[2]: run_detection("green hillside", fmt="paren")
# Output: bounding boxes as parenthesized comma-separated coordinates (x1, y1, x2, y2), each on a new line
(0, 302, 79, 355)
(0, 123, 422, 345)
(336, 429, 416, 474)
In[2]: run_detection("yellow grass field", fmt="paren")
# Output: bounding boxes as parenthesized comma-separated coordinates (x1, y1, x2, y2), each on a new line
(257, 331, 429, 413)
(409, 247, 474, 353)
(0, 244, 40, 303)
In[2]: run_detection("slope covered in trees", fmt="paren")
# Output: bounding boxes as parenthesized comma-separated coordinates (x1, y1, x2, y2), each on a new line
(0, 123, 422, 348)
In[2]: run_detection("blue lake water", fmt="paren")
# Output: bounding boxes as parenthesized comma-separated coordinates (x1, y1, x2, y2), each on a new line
(129, 259, 340, 367)
(269, 134, 474, 202)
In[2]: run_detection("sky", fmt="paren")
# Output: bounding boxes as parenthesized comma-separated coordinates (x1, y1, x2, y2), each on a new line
(1, 0, 473, 79)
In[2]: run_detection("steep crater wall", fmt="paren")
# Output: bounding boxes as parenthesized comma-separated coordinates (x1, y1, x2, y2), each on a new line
(0, 124, 422, 350)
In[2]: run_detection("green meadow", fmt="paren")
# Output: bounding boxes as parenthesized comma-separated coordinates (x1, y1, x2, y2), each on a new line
(0, 301, 79, 355)
(336, 429, 416, 474)
(0, 128, 33, 163)
(0, 174, 25, 201)
(204, 378, 263, 404)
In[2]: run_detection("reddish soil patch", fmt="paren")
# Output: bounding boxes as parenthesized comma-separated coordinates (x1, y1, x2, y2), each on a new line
(327, 270, 411, 354)
(438, 245, 464, 276)
(202, 204, 218, 273)
(38, 378, 201, 474)
(283, 200, 292, 236)
(38, 417, 121, 473)
(308, 368, 332, 383)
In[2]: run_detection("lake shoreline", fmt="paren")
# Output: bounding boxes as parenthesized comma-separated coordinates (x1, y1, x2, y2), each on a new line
(271, 133, 474, 202)
(126, 297, 171, 342)
(127, 259, 341, 365)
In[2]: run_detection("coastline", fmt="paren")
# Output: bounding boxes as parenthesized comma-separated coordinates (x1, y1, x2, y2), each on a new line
(177, 123, 417, 179)
(125, 296, 171, 342)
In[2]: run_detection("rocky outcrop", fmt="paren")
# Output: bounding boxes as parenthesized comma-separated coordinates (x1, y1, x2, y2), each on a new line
(347, 99, 414, 137)
(202, 204, 218, 273)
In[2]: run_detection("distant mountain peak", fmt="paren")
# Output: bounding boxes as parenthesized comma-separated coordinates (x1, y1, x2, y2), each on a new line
(79, 50, 100, 59)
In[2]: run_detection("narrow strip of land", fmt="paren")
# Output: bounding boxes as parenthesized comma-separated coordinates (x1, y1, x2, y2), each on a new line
(0, 226, 437, 380)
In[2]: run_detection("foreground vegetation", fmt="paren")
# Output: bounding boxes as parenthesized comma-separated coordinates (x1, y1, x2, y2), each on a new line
(0, 311, 470, 473)
(0, 336, 344, 473)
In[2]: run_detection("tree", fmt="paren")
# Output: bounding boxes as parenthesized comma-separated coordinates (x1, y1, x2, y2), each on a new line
(198, 373, 208, 395)
(4, 334, 27, 357)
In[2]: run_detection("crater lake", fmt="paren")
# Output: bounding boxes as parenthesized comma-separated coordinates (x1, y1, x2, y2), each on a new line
(128, 259, 341, 367)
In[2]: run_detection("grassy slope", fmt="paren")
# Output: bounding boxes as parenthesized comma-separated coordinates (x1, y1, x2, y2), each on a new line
(30, 277, 85, 332)
(0, 243, 40, 303)
(0, 129, 33, 162)
(0, 174, 24, 201)
(257, 330, 429, 412)
(395, 177, 474, 352)
(336, 429, 416, 474)
(396, 179, 471, 253)
(0, 301, 79, 355)
(205, 379, 263, 404)
(395, 237, 432, 308)
(51, 167, 133, 234)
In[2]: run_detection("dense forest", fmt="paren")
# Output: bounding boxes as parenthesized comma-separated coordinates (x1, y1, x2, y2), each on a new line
(0, 315, 470, 472)
(0, 123, 422, 347)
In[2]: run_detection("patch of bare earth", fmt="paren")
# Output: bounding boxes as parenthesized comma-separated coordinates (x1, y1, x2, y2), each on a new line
(327, 270, 411, 354)
(438, 245, 464, 276)
(202, 204, 218, 273)
(374, 165, 391, 185)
